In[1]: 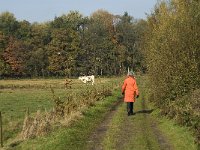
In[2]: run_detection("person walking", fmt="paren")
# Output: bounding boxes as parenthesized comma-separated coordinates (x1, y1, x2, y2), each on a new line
(122, 71, 139, 116)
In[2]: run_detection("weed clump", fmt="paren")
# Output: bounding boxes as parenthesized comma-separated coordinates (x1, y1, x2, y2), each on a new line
(21, 110, 52, 139)
(20, 83, 117, 140)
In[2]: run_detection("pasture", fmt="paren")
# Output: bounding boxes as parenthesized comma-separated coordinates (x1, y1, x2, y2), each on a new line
(0, 77, 122, 145)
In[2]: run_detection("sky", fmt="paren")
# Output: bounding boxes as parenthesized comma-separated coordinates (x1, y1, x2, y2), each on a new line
(0, 0, 158, 23)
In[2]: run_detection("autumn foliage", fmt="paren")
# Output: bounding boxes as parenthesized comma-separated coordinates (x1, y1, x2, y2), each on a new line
(143, 0, 200, 144)
(0, 10, 145, 78)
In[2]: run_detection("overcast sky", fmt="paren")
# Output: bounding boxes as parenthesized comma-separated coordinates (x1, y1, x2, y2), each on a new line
(0, 0, 157, 23)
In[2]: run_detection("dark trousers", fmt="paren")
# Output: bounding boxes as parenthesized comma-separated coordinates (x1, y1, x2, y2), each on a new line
(127, 102, 134, 114)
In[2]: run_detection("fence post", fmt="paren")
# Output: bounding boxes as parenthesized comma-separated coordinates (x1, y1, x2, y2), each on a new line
(27, 107, 30, 117)
(0, 111, 3, 147)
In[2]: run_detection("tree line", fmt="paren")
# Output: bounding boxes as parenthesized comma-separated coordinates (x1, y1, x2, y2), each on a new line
(0, 10, 146, 78)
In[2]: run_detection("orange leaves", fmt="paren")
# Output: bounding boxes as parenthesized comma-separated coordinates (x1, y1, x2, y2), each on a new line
(3, 37, 27, 75)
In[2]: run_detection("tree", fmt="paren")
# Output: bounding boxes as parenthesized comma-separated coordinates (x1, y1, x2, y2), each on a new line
(0, 31, 10, 76)
(144, 0, 200, 106)
(115, 12, 137, 72)
(50, 11, 83, 30)
(47, 28, 80, 77)
(0, 12, 19, 36)
(3, 37, 29, 76)
(83, 10, 116, 75)
(15, 20, 31, 40)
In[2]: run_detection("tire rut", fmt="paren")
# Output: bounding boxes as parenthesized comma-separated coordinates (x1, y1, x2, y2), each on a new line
(87, 94, 173, 150)
(141, 95, 173, 150)
(87, 97, 123, 150)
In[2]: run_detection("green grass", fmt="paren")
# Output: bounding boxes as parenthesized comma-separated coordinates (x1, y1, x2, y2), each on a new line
(0, 77, 121, 146)
(151, 109, 198, 150)
(15, 90, 121, 150)
(0, 89, 55, 119)
(0, 89, 56, 142)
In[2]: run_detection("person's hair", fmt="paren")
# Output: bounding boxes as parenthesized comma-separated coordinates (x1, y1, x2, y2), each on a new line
(127, 71, 135, 76)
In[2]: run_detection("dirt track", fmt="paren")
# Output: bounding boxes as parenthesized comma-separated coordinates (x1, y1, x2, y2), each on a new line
(87, 95, 173, 150)
(87, 98, 123, 150)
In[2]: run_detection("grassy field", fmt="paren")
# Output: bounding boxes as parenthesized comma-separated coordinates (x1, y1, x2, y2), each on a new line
(0, 77, 122, 146)
(9, 76, 198, 150)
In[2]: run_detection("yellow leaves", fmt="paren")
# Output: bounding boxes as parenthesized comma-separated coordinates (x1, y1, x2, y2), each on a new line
(144, 0, 200, 105)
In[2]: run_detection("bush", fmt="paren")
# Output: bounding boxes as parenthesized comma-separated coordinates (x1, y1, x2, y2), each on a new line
(144, 0, 200, 144)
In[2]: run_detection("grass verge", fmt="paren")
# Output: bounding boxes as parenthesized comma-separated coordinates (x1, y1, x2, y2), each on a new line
(151, 108, 198, 150)
(143, 75, 198, 150)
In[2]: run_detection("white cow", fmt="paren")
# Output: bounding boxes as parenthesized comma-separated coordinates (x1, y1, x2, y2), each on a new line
(78, 75, 95, 85)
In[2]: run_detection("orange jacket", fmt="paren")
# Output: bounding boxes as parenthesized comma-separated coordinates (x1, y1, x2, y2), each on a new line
(122, 76, 139, 102)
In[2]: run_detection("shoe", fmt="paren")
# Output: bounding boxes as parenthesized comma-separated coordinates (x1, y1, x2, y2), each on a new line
(128, 112, 131, 116)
